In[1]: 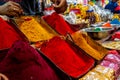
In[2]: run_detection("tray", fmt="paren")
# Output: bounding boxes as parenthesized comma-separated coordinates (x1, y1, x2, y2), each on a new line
(101, 41, 120, 50)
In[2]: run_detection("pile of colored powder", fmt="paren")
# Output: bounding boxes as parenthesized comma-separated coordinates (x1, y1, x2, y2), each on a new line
(40, 36, 94, 78)
(102, 22, 112, 27)
(0, 40, 65, 80)
(43, 12, 74, 35)
(17, 16, 58, 42)
(71, 31, 108, 60)
(0, 18, 22, 49)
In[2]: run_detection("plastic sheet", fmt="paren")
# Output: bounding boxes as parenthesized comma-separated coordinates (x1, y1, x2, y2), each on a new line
(79, 65, 115, 80)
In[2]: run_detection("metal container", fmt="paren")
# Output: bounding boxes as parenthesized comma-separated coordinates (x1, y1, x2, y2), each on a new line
(82, 27, 113, 40)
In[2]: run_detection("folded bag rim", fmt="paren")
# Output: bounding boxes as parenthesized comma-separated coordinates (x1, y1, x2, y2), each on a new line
(36, 49, 72, 80)
(0, 17, 29, 50)
(8, 18, 29, 43)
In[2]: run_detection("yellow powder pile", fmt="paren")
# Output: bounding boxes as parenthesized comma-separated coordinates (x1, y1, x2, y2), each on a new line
(71, 31, 108, 60)
(18, 16, 58, 42)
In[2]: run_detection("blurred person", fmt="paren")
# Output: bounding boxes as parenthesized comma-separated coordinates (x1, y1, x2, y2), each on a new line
(0, 0, 67, 16)
(51, 0, 67, 13)
(0, 1, 23, 17)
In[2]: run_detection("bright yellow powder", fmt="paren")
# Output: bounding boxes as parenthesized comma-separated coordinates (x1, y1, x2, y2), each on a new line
(18, 16, 58, 42)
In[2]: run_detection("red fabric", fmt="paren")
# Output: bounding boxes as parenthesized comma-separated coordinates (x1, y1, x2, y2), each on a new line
(0, 40, 61, 80)
(0, 18, 22, 49)
(40, 36, 94, 78)
(115, 6, 120, 11)
(43, 12, 74, 35)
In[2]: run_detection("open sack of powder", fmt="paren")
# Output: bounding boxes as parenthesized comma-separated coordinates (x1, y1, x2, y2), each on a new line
(71, 31, 108, 60)
(40, 36, 95, 78)
(14, 16, 58, 42)
(0, 17, 27, 50)
(0, 40, 70, 80)
(43, 12, 75, 35)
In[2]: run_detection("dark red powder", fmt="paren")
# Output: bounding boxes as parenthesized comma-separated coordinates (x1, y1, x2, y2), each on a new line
(0, 40, 63, 80)
(43, 12, 74, 35)
(40, 36, 95, 78)
(0, 18, 22, 49)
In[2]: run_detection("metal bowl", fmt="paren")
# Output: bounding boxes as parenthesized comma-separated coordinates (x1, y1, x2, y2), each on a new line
(82, 27, 114, 40)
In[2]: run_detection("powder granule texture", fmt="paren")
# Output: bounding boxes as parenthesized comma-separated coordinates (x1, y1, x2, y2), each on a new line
(43, 12, 74, 35)
(40, 36, 94, 78)
(71, 31, 108, 60)
(18, 16, 57, 42)
(0, 40, 62, 80)
(0, 18, 22, 49)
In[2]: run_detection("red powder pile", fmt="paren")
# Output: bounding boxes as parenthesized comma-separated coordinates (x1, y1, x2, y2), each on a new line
(0, 18, 22, 49)
(43, 12, 74, 35)
(40, 36, 95, 78)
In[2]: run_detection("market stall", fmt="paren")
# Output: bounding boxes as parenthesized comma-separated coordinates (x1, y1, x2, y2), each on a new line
(0, 0, 120, 80)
